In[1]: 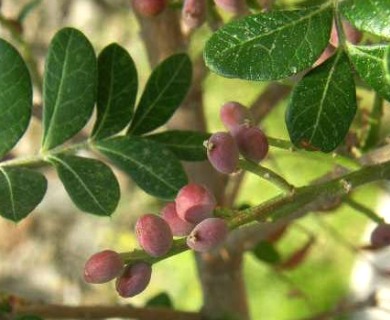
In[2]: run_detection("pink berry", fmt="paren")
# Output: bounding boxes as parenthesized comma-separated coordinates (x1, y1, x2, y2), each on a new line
(187, 218, 229, 252)
(206, 132, 239, 174)
(84, 250, 124, 284)
(132, 0, 166, 17)
(213, 0, 247, 14)
(370, 224, 390, 248)
(161, 202, 195, 236)
(220, 101, 253, 134)
(182, 0, 206, 32)
(135, 214, 173, 257)
(175, 183, 216, 224)
(233, 124, 269, 163)
(116, 263, 152, 298)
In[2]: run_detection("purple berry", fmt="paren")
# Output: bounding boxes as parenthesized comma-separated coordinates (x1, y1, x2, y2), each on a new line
(186, 218, 229, 252)
(233, 124, 269, 163)
(116, 263, 152, 298)
(213, 0, 247, 14)
(161, 202, 195, 236)
(220, 101, 253, 133)
(135, 214, 173, 257)
(182, 0, 206, 32)
(132, 0, 166, 17)
(370, 224, 390, 248)
(206, 132, 239, 174)
(175, 183, 216, 224)
(84, 250, 124, 284)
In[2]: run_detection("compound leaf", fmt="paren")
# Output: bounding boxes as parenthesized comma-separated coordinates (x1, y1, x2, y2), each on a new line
(146, 130, 210, 161)
(128, 54, 192, 135)
(92, 43, 138, 140)
(42, 27, 97, 151)
(95, 136, 188, 200)
(341, 0, 390, 39)
(347, 44, 390, 102)
(49, 154, 119, 216)
(0, 39, 32, 158)
(0, 167, 47, 222)
(204, 5, 333, 81)
(286, 51, 357, 152)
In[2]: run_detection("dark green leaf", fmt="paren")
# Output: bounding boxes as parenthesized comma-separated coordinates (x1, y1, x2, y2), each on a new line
(347, 44, 390, 102)
(204, 5, 333, 81)
(252, 241, 281, 264)
(49, 154, 119, 216)
(0, 167, 47, 222)
(42, 27, 97, 151)
(95, 136, 188, 200)
(286, 51, 357, 152)
(145, 292, 173, 308)
(341, 0, 390, 38)
(146, 130, 210, 161)
(0, 39, 32, 158)
(128, 54, 192, 135)
(92, 43, 138, 140)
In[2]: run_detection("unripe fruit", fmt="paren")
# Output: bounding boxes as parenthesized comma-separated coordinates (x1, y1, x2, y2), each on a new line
(116, 263, 152, 298)
(135, 214, 173, 257)
(84, 250, 124, 284)
(182, 0, 206, 32)
(370, 224, 390, 248)
(220, 101, 253, 134)
(213, 0, 247, 14)
(161, 202, 195, 236)
(206, 132, 239, 174)
(233, 124, 269, 163)
(187, 218, 229, 252)
(175, 183, 216, 224)
(132, 0, 166, 17)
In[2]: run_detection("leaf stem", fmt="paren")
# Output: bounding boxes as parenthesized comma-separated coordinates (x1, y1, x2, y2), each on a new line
(333, 0, 347, 48)
(362, 93, 383, 151)
(344, 197, 384, 224)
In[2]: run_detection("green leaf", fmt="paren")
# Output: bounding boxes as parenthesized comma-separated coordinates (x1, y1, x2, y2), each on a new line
(146, 130, 210, 161)
(286, 51, 357, 152)
(92, 43, 138, 140)
(0, 39, 32, 158)
(42, 27, 97, 151)
(0, 167, 47, 222)
(94, 136, 188, 200)
(203, 5, 333, 81)
(347, 44, 390, 102)
(128, 54, 192, 135)
(145, 292, 173, 308)
(252, 241, 281, 264)
(48, 154, 119, 216)
(341, 0, 390, 39)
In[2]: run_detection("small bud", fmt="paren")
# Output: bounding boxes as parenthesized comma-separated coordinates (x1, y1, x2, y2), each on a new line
(182, 0, 206, 33)
(84, 250, 124, 284)
(220, 101, 253, 134)
(132, 0, 166, 17)
(136, 214, 173, 257)
(116, 263, 152, 298)
(233, 124, 268, 163)
(207, 132, 239, 174)
(187, 218, 229, 252)
(161, 202, 195, 236)
(370, 224, 390, 248)
(175, 183, 216, 224)
(213, 0, 247, 14)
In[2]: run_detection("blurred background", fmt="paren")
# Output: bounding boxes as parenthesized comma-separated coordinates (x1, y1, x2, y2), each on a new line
(1, 1, 390, 319)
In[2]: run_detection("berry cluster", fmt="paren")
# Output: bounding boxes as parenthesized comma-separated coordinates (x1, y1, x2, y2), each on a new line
(206, 101, 269, 174)
(83, 183, 229, 298)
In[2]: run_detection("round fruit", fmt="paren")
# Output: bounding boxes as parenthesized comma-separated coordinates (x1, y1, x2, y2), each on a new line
(84, 250, 124, 284)
(370, 223, 390, 248)
(220, 101, 253, 133)
(233, 124, 268, 163)
(206, 132, 239, 174)
(132, 0, 166, 17)
(135, 214, 173, 257)
(182, 0, 206, 31)
(213, 0, 246, 14)
(161, 202, 195, 236)
(116, 263, 152, 298)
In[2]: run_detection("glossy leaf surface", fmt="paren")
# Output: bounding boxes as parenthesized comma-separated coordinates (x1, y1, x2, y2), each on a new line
(347, 44, 390, 102)
(0, 168, 47, 222)
(146, 130, 210, 161)
(42, 27, 97, 150)
(204, 5, 333, 81)
(286, 51, 356, 152)
(92, 43, 138, 139)
(341, 0, 390, 38)
(0, 39, 32, 158)
(49, 154, 119, 216)
(95, 136, 187, 200)
(128, 54, 192, 135)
